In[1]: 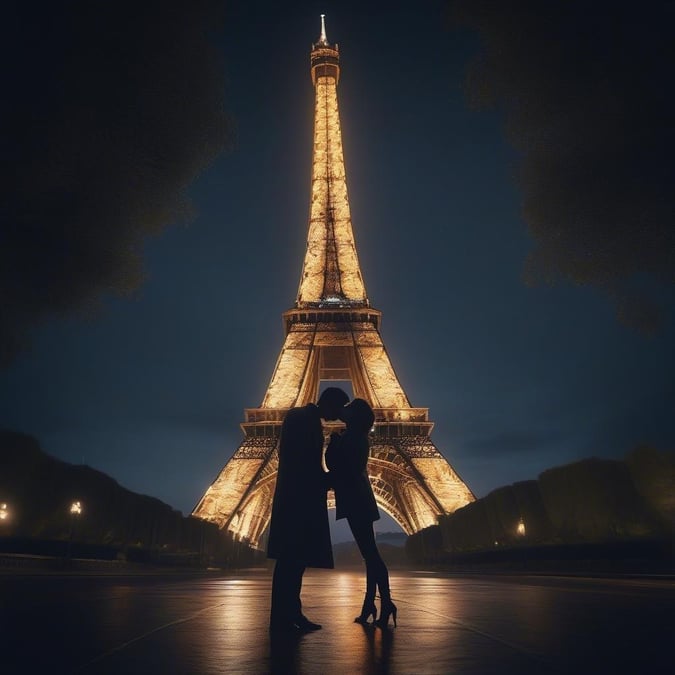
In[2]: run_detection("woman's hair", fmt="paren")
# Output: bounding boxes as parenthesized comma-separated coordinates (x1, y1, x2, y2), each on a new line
(345, 398, 375, 434)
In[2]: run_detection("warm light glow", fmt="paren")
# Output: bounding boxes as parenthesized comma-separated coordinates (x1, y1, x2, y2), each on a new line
(0, 503, 8, 521)
(191, 26, 475, 548)
(297, 65, 367, 305)
(517, 518, 526, 536)
(70, 501, 82, 515)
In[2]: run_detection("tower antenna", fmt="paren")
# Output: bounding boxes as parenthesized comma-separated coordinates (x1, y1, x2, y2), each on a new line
(319, 14, 328, 45)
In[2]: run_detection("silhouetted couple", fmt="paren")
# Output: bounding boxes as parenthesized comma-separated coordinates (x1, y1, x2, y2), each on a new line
(267, 387, 396, 632)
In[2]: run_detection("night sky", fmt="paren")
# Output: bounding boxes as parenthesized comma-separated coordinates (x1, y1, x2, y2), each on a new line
(2, 1, 674, 542)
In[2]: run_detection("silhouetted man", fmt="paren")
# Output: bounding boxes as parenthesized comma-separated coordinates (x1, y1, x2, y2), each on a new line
(267, 386, 349, 631)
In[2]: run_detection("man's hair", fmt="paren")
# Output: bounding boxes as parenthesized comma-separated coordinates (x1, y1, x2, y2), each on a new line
(317, 386, 350, 408)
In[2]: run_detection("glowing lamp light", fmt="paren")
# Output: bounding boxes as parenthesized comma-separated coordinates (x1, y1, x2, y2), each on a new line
(0, 503, 8, 521)
(517, 518, 526, 536)
(70, 501, 83, 516)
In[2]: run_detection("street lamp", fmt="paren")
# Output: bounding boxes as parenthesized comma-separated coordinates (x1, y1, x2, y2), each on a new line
(0, 503, 8, 521)
(516, 518, 526, 537)
(68, 500, 83, 561)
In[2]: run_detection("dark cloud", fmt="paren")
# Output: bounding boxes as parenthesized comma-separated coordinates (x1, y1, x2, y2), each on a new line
(464, 429, 561, 459)
(588, 380, 675, 457)
(447, 0, 675, 331)
(0, 1, 231, 365)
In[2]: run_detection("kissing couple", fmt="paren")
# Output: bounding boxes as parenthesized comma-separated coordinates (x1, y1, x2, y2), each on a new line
(267, 387, 397, 632)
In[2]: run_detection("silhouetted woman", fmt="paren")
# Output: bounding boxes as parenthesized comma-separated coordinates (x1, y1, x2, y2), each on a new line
(325, 398, 397, 627)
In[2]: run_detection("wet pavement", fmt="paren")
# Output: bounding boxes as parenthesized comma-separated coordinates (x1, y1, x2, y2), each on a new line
(1, 567, 673, 674)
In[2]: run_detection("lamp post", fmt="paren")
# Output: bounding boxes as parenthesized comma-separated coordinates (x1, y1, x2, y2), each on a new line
(516, 518, 526, 537)
(68, 501, 83, 562)
(0, 503, 8, 548)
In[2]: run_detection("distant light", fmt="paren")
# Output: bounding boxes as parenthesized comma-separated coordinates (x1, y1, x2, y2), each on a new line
(517, 519, 526, 536)
(70, 501, 82, 515)
(321, 296, 344, 305)
(0, 503, 8, 521)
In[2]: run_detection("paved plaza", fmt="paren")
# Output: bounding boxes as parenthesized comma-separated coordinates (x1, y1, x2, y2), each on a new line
(1, 567, 673, 674)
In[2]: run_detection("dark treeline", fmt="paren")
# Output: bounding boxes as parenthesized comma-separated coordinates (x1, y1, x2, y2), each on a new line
(0, 430, 261, 568)
(407, 447, 675, 570)
(4, 428, 673, 572)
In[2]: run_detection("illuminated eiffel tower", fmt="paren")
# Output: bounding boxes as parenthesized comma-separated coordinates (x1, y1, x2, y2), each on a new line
(193, 17, 474, 547)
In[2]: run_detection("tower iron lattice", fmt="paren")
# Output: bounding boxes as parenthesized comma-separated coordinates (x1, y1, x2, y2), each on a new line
(193, 17, 474, 547)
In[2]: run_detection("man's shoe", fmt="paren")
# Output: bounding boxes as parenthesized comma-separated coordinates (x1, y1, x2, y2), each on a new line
(295, 615, 322, 630)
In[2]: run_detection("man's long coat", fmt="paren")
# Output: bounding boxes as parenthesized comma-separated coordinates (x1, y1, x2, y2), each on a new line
(266, 404, 334, 569)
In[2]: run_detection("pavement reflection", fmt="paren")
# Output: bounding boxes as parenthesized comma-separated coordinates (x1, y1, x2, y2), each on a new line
(1, 568, 673, 674)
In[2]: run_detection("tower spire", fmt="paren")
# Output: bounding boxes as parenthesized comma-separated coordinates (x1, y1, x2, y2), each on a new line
(318, 14, 328, 45)
(302, 13, 365, 307)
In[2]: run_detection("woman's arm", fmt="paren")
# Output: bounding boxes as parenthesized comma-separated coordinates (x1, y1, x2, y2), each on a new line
(355, 436, 370, 473)
(340, 433, 369, 475)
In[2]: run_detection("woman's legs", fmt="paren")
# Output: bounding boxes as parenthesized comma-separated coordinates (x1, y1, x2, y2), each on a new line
(347, 516, 391, 603)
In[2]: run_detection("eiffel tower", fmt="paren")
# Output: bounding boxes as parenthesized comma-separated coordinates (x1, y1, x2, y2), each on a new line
(193, 17, 474, 547)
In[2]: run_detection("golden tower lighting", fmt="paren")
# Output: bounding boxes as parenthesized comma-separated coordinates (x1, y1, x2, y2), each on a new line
(193, 18, 474, 547)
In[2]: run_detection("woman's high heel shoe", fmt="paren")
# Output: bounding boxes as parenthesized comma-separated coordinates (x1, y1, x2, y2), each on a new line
(354, 603, 377, 624)
(375, 600, 397, 628)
